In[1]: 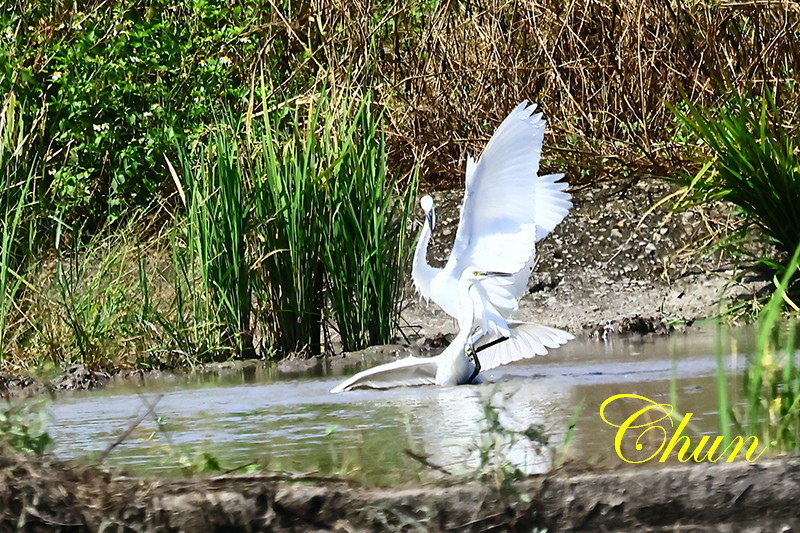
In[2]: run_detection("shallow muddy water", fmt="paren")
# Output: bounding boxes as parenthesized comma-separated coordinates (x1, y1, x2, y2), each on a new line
(45, 327, 757, 481)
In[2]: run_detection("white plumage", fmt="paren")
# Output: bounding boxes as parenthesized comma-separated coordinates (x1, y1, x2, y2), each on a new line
(413, 101, 572, 339)
(331, 102, 573, 393)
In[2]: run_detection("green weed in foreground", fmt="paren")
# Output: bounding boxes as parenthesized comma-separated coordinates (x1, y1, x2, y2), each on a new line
(671, 92, 800, 291)
(716, 243, 800, 453)
(0, 401, 51, 456)
(742, 242, 800, 452)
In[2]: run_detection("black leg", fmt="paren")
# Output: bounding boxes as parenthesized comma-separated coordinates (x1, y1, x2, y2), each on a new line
(475, 335, 510, 353)
(467, 335, 513, 383)
(467, 342, 481, 384)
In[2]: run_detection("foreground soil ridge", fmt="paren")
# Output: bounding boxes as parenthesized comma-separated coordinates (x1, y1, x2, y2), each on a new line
(2, 451, 797, 531)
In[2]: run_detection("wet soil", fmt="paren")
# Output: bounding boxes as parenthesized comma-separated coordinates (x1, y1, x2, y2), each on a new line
(2, 447, 797, 532)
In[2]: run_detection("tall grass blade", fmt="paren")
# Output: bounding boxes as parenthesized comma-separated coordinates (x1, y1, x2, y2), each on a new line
(322, 93, 418, 351)
(745, 243, 800, 439)
(0, 93, 41, 360)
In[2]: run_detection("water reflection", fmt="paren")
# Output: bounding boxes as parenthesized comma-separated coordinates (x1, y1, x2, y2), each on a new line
(46, 326, 756, 480)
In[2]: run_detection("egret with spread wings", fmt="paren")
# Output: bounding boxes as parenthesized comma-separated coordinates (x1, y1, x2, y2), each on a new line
(412, 102, 573, 370)
(330, 102, 573, 393)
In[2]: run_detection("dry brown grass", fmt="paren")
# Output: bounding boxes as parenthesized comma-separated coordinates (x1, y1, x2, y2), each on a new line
(261, 0, 800, 186)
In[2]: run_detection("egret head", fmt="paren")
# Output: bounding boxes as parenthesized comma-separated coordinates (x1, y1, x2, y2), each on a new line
(420, 195, 435, 231)
(420, 195, 434, 213)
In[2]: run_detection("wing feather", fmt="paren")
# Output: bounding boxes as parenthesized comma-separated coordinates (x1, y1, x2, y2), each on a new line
(475, 322, 574, 372)
(330, 357, 438, 393)
(441, 103, 571, 337)
(448, 101, 544, 274)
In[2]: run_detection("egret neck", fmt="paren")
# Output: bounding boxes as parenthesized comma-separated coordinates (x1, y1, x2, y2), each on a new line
(412, 201, 437, 301)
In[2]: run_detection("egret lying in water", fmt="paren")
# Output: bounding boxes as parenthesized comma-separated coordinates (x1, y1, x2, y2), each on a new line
(330, 269, 572, 392)
(330, 102, 573, 393)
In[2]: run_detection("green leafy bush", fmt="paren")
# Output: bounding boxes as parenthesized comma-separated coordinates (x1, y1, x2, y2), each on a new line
(0, 0, 271, 223)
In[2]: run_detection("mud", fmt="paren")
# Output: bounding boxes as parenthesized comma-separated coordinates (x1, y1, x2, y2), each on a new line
(1, 447, 797, 532)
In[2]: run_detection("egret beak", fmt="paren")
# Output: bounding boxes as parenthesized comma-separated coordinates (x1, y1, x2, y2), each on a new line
(426, 209, 435, 232)
(476, 270, 513, 278)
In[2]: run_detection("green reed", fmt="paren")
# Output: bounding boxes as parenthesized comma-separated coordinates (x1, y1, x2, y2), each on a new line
(0, 93, 41, 360)
(175, 122, 252, 356)
(247, 84, 417, 355)
(321, 94, 417, 351)
(247, 91, 328, 355)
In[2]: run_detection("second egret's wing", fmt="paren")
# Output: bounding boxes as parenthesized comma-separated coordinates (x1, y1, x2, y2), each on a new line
(446, 102, 572, 313)
(475, 322, 574, 371)
(329, 356, 438, 393)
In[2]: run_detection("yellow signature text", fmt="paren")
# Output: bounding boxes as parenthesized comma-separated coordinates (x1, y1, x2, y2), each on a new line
(599, 393, 765, 464)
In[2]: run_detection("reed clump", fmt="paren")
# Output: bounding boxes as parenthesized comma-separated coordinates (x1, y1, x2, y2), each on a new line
(671, 91, 800, 291)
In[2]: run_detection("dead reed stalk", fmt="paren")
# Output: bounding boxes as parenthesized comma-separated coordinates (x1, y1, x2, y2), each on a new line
(260, 0, 800, 185)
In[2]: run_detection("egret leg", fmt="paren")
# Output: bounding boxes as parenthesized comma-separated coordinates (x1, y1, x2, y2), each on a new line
(466, 341, 481, 384)
(475, 335, 510, 353)
(467, 335, 512, 383)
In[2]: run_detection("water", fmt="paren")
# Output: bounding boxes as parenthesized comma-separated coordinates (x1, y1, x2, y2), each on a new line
(44, 326, 756, 481)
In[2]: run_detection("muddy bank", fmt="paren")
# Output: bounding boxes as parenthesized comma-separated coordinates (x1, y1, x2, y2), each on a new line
(2, 448, 797, 532)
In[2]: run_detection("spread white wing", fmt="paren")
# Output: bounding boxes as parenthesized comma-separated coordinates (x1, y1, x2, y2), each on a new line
(330, 357, 438, 393)
(475, 322, 574, 371)
(441, 102, 572, 335)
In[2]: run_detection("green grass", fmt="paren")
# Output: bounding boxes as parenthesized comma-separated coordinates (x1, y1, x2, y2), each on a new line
(320, 93, 418, 352)
(671, 92, 800, 290)
(0, 87, 417, 371)
(715, 243, 800, 453)
(248, 90, 328, 355)
(248, 86, 416, 355)
(0, 93, 42, 361)
(742, 243, 800, 451)
(174, 121, 253, 356)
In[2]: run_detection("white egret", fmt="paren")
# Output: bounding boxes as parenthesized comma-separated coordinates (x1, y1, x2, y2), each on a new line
(330, 102, 574, 393)
(412, 101, 572, 342)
